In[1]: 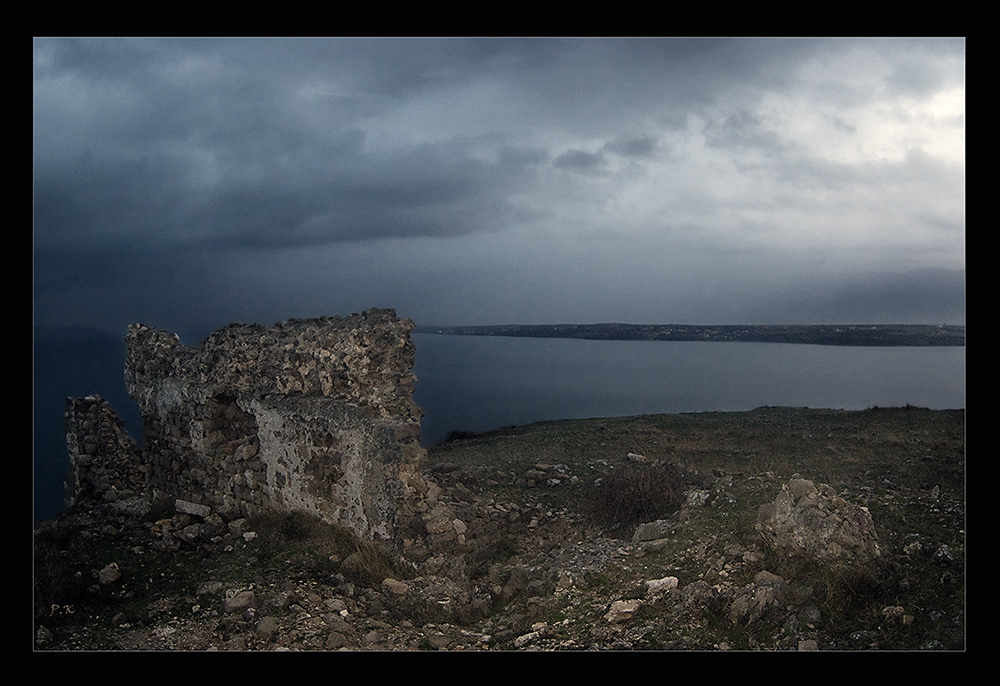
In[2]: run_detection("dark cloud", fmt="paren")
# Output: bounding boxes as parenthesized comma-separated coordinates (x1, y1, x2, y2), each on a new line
(553, 149, 607, 172)
(33, 134, 539, 253)
(603, 135, 660, 158)
(705, 109, 785, 152)
(34, 38, 567, 255)
(34, 37, 964, 336)
(774, 268, 966, 325)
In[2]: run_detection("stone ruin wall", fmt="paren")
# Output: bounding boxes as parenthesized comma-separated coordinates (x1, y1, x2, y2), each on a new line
(65, 308, 432, 544)
(64, 395, 145, 511)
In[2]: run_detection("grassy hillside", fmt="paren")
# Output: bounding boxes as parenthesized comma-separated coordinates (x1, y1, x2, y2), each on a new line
(34, 406, 965, 650)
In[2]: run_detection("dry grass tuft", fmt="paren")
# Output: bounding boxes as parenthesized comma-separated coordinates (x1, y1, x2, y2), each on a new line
(583, 462, 684, 535)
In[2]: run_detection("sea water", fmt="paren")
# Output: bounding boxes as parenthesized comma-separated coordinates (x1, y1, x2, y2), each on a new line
(411, 333, 965, 447)
(33, 329, 965, 520)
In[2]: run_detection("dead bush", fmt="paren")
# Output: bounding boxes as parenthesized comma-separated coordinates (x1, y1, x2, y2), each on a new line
(584, 462, 684, 535)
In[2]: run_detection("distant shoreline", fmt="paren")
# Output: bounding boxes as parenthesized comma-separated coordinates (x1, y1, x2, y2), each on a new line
(417, 323, 966, 347)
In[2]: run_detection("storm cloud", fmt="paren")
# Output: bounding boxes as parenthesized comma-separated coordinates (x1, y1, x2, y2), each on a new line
(33, 38, 965, 340)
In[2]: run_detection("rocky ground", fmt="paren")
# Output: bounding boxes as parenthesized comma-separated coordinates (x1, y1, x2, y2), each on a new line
(33, 406, 965, 651)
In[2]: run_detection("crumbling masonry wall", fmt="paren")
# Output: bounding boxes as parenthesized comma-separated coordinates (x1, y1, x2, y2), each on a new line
(69, 308, 430, 543)
(64, 395, 145, 511)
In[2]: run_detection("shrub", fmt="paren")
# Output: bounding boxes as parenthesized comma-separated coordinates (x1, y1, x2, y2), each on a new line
(340, 540, 410, 587)
(584, 462, 684, 534)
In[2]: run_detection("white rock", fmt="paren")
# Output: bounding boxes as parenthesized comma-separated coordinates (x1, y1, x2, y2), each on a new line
(605, 599, 642, 623)
(645, 576, 679, 595)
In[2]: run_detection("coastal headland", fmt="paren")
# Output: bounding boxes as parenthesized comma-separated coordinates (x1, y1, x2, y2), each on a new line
(420, 323, 965, 347)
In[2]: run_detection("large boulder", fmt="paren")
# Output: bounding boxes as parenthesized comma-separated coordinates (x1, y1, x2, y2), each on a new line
(756, 478, 880, 568)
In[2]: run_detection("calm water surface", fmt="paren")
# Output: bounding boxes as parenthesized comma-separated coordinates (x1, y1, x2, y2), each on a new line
(33, 331, 964, 520)
(411, 333, 965, 446)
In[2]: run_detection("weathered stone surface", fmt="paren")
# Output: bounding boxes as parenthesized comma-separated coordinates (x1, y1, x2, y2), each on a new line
(255, 615, 280, 640)
(632, 519, 672, 542)
(224, 590, 256, 613)
(729, 570, 789, 624)
(66, 309, 430, 544)
(326, 631, 350, 649)
(605, 599, 642, 623)
(124, 309, 421, 420)
(64, 395, 144, 511)
(645, 575, 679, 595)
(175, 499, 211, 518)
(755, 478, 881, 567)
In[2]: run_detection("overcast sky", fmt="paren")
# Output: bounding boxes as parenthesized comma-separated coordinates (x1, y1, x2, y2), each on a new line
(33, 37, 965, 343)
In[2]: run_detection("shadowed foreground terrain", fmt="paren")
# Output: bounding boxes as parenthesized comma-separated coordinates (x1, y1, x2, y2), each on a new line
(34, 406, 964, 651)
